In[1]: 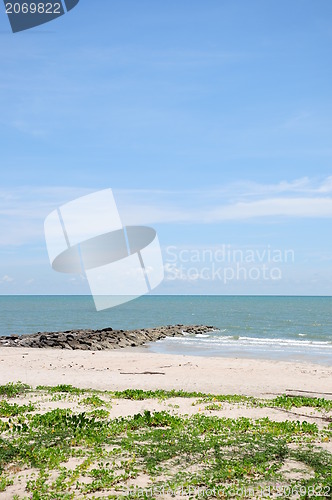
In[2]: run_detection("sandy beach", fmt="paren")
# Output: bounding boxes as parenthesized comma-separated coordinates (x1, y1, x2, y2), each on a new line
(0, 347, 331, 397)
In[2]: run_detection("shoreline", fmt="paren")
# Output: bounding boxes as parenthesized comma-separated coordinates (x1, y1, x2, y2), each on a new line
(0, 347, 331, 398)
(1, 322, 331, 366)
(141, 340, 332, 366)
(126, 342, 332, 367)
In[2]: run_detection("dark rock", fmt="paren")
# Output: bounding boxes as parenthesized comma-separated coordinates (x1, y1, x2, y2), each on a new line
(0, 325, 215, 351)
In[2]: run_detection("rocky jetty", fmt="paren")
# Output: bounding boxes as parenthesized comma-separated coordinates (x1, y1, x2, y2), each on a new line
(0, 325, 215, 351)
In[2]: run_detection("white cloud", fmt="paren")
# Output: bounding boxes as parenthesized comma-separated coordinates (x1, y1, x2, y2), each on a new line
(212, 176, 332, 197)
(117, 178, 332, 224)
(1, 177, 332, 248)
(316, 176, 332, 193)
(0, 275, 14, 283)
(205, 197, 332, 222)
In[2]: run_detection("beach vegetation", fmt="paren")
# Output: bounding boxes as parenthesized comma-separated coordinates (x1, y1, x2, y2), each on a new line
(36, 384, 84, 395)
(0, 382, 30, 398)
(267, 394, 332, 412)
(81, 395, 108, 407)
(0, 385, 330, 498)
(0, 400, 35, 417)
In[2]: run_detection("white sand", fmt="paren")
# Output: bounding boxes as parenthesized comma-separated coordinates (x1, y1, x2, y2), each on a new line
(0, 347, 331, 397)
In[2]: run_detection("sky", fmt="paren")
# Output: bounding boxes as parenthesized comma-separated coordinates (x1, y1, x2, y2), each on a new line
(0, 0, 332, 295)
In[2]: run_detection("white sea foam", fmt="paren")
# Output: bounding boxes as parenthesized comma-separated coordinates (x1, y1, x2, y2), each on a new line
(176, 334, 332, 351)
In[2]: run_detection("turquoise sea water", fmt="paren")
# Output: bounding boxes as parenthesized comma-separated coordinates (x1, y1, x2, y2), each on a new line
(0, 295, 331, 365)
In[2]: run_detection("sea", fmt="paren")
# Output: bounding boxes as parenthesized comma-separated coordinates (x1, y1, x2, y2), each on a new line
(0, 295, 331, 365)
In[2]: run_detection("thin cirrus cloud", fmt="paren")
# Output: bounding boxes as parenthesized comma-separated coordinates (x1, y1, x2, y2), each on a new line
(120, 196, 332, 226)
(1, 177, 332, 246)
(204, 197, 332, 223)
(118, 176, 332, 224)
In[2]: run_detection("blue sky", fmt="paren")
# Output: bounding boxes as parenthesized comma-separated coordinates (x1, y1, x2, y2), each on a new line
(0, 0, 332, 295)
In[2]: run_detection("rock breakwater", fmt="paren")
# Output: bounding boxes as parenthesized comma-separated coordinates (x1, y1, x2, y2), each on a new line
(0, 325, 215, 350)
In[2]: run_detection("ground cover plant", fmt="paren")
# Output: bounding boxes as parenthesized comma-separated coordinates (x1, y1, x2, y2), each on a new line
(0, 383, 331, 499)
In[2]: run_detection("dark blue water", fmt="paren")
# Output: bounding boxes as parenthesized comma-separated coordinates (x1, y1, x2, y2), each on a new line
(0, 296, 331, 364)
